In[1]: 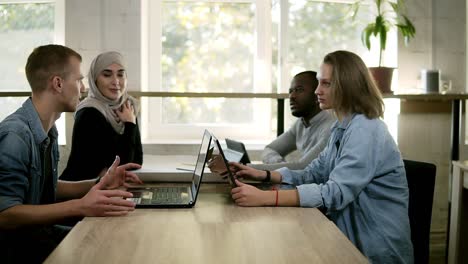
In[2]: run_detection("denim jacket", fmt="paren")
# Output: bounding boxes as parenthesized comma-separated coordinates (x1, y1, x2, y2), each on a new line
(278, 114, 413, 263)
(0, 98, 58, 212)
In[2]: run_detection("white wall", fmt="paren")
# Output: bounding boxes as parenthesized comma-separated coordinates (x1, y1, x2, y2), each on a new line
(399, 0, 465, 91)
(65, 0, 141, 88)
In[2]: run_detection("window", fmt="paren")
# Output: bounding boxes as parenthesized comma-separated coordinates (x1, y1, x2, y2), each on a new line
(272, 0, 398, 140)
(142, 0, 398, 142)
(0, 0, 65, 143)
(143, 0, 272, 142)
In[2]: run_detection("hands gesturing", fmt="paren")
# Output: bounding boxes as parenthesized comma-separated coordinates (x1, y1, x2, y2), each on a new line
(208, 156, 268, 182)
(98, 156, 142, 190)
(228, 162, 268, 182)
(80, 156, 142, 217)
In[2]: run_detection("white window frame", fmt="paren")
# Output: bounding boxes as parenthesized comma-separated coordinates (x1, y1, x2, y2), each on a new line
(141, 0, 398, 142)
(142, 0, 272, 142)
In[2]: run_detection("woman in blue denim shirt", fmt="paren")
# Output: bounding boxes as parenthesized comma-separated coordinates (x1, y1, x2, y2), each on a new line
(227, 50, 413, 263)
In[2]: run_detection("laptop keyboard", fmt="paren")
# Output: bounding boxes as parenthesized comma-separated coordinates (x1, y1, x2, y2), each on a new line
(128, 186, 190, 205)
(153, 187, 186, 204)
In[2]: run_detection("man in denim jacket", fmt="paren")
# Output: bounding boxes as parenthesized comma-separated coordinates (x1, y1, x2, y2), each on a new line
(0, 45, 142, 263)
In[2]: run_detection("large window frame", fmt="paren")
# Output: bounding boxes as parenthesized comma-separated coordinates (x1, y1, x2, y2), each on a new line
(142, 0, 398, 142)
(142, 0, 273, 142)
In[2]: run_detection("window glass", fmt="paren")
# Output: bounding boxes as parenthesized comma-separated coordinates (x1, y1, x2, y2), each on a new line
(273, 0, 398, 141)
(144, 0, 398, 141)
(161, 2, 255, 124)
(286, 0, 374, 72)
(0, 3, 54, 92)
(0, 2, 54, 120)
(0, 2, 65, 144)
(271, 0, 377, 90)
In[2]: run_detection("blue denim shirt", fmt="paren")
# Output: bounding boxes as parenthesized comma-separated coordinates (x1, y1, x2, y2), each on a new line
(0, 98, 58, 212)
(278, 114, 414, 263)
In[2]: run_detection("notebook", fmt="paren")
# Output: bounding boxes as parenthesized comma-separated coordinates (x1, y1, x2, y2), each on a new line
(127, 130, 212, 208)
(225, 138, 251, 164)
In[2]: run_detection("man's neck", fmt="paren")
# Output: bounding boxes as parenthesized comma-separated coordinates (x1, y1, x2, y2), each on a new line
(301, 108, 322, 125)
(31, 94, 61, 133)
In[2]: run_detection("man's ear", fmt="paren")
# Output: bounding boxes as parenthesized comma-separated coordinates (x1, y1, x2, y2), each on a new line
(51, 76, 63, 93)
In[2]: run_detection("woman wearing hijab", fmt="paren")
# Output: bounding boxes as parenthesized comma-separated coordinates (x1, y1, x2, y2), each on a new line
(61, 51, 143, 181)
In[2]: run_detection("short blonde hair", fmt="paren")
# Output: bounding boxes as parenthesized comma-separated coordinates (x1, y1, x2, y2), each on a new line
(323, 50, 384, 119)
(25, 44, 82, 93)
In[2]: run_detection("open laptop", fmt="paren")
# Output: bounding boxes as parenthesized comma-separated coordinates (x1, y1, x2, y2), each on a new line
(216, 134, 296, 191)
(212, 135, 238, 188)
(225, 138, 251, 164)
(127, 130, 212, 208)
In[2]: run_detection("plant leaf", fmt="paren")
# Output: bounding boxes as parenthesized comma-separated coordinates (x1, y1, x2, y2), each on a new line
(379, 24, 387, 50)
(374, 15, 384, 36)
(376, 0, 382, 13)
(396, 16, 416, 45)
(355, 0, 416, 52)
(349, 1, 361, 20)
(389, 2, 399, 13)
(402, 15, 416, 36)
(362, 24, 375, 50)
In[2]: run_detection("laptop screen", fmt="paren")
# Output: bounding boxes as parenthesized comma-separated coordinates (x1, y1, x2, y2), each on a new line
(191, 130, 212, 200)
(225, 138, 251, 164)
(211, 135, 237, 187)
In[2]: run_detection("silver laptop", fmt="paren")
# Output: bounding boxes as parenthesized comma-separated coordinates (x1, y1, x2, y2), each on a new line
(127, 130, 212, 208)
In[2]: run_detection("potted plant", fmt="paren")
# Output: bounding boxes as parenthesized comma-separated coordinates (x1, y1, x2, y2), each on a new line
(351, 0, 416, 93)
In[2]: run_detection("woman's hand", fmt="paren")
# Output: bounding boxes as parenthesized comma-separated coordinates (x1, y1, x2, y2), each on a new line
(231, 180, 274, 206)
(207, 154, 228, 175)
(115, 100, 136, 124)
(229, 162, 268, 182)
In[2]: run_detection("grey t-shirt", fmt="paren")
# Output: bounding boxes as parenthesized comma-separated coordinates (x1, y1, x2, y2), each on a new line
(250, 110, 335, 170)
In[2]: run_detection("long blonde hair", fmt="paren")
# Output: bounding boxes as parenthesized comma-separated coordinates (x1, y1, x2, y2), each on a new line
(323, 50, 384, 120)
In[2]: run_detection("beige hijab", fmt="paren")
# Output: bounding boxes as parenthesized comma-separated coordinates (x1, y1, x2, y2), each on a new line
(76, 51, 138, 134)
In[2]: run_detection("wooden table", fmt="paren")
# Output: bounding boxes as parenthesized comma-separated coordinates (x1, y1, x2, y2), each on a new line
(448, 161, 468, 264)
(44, 184, 368, 264)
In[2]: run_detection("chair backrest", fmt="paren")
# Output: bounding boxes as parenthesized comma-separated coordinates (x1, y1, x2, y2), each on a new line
(403, 159, 437, 264)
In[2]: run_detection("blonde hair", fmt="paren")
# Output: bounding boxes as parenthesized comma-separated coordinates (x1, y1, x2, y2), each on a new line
(323, 50, 384, 120)
(25, 44, 81, 93)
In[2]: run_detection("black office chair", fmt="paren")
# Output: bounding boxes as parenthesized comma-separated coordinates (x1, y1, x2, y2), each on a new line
(403, 159, 437, 264)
